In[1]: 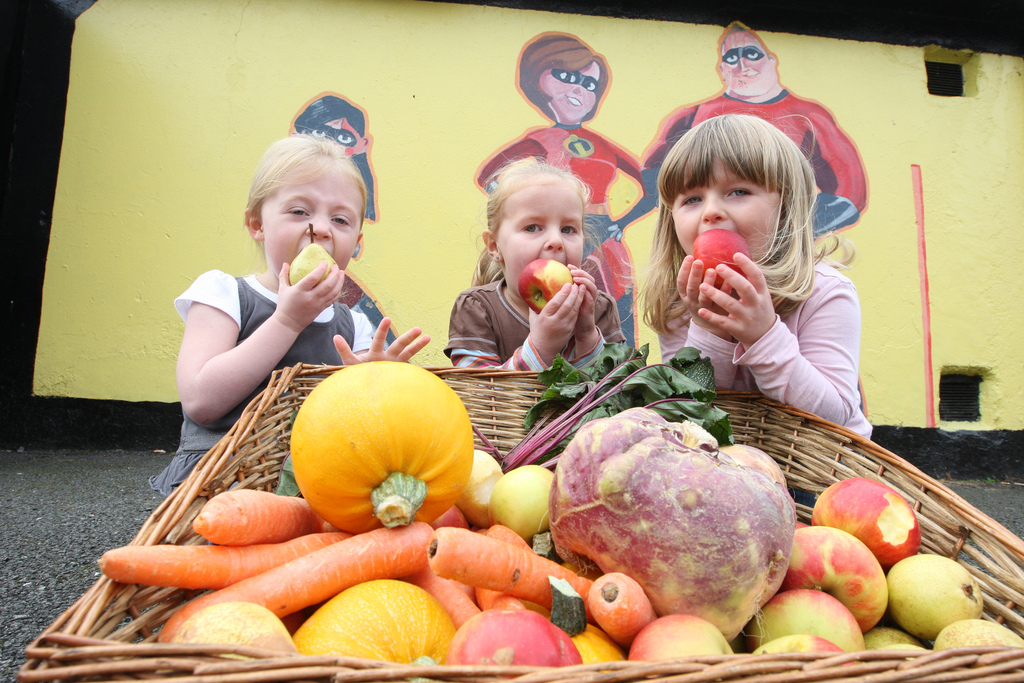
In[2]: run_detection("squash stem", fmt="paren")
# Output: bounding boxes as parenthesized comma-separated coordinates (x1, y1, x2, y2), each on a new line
(371, 472, 428, 527)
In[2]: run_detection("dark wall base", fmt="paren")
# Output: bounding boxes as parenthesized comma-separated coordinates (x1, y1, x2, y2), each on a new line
(0, 396, 181, 451)
(1, 396, 1021, 482)
(871, 425, 1024, 483)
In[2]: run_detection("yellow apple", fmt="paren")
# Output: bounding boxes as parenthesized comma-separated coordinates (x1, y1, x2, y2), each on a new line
(488, 464, 553, 542)
(454, 449, 504, 528)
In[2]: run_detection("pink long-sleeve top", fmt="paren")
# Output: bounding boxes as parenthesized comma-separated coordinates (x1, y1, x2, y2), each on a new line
(659, 263, 872, 438)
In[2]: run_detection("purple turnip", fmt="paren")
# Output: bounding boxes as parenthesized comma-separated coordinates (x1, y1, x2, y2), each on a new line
(548, 408, 794, 640)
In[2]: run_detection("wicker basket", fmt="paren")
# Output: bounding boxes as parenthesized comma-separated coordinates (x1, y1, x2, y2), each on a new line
(18, 364, 1024, 682)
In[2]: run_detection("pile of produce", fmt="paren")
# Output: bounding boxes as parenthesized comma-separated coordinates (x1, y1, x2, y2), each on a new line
(97, 358, 1024, 668)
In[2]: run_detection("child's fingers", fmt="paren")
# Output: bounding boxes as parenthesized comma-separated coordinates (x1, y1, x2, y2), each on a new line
(370, 317, 393, 353)
(731, 254, 767, 290)
(677, 256, 703, 297)
(549, 283, 583, 316)
(333, 334, 360, 365)
(392, 331, 431, 362)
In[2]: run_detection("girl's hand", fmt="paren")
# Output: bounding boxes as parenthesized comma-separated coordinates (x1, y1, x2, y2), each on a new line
(678, 255, 733, 340)
(274, 262, 345, 333)
(334, 317, 431, 364)
(569, 265, 600, 353)
(695, 253, 775, 348)
(528, 281, 583, 365)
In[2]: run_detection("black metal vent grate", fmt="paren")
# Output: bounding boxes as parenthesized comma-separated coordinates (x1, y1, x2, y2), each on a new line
(926, 61, 965, 96)
(939, 374, 982, 421)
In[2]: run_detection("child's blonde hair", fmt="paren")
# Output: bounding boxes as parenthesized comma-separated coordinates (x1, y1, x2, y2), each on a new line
(640, 113, 853, 335)
(246, 135, 368, 248)
(471, 159, 592, 287)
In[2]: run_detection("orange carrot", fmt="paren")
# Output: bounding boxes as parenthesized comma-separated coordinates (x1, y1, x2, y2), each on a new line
(428, 527, 593, 618)
(404, 566, 481, 628)
(487, 594, 527, 611)
(586, 572, 657, 647)
(484, 524, 531, 549)
(159, 521, 433, 643)
(475, 525, 532, 610)
(193, 489, 338, 546)
(99, 532, 351, 589)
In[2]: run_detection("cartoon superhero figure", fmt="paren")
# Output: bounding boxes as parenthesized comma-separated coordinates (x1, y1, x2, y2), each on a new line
(642, 22, 868, 237)
(291, 93, 392, 341)
(478, 33, 648, 345)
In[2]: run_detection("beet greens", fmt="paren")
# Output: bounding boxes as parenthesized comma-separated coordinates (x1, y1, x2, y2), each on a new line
(500, 345, 733, 471)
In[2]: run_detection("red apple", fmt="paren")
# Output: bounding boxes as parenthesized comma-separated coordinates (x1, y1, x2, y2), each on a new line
(752, 634, 845, 654)
(446, 609, 582, 666)
(691, 229, 752, 287)
(811, 478, 921, 570)
(628, 614, 733, 661)
(517, 259, 574, 313)
(779, 525, 888, 632)
(745, 589, 865, 652)
(429, 505, 469, 530)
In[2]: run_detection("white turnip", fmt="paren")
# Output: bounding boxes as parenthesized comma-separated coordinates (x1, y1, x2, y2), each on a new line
(549, 408, 794, 640)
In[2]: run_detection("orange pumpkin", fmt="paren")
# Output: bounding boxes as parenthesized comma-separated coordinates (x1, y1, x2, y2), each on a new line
(291, 362, 475, 534)
(293, 579, 456, 663)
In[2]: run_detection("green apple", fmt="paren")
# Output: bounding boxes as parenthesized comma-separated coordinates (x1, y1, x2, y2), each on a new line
(886, 554, 984, 640)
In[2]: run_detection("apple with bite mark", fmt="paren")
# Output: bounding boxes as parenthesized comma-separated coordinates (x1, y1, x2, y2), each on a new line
(745, 589, 865, 653)
(628, 614, 733, 661)
(779, 525, 888, 632)
(692, 229, 751, 287)
(518, 259, 573, 313)
(811, 478, 921, 570)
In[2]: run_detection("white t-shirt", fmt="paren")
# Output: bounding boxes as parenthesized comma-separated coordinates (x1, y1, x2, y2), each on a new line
(175, 270, 374, 352)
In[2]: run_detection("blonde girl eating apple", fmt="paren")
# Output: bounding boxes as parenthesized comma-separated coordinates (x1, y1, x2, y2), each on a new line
(639, 114, 870, 438)
(446, 160, 624, 370)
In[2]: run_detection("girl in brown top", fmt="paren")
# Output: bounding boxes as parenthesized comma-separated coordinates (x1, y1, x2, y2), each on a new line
(445, 160, 624, 369)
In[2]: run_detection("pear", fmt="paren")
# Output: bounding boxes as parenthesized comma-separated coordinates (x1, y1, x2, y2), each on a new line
(933, 619, 1024, 650)
(289, 224, 337, 285)
(876, 643, 929, 651)
(863, 626, 925, 650)
(886, 554, 984, 640)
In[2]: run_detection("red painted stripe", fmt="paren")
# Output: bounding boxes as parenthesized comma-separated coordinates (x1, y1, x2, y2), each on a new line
(912, 165, 935, 427)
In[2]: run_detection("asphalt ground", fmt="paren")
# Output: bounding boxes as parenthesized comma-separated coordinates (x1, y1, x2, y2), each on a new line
(2, 449, 1023, 682)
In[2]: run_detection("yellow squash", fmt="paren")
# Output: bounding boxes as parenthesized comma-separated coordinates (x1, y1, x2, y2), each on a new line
(291, 362, 474, 534)
(293, 579, 456, 663)
(573, 624, 626, 663)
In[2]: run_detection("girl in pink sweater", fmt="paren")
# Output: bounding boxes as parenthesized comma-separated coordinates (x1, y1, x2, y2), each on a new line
(639, 114, 870, 437)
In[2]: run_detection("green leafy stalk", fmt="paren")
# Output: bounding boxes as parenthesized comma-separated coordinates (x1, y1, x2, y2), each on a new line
(501, 345, 733, 470)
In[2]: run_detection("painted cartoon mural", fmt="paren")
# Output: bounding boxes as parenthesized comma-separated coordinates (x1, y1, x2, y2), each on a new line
(642, 22, 868, 237)
(289, 93, 394, 342)
(477, 33, 648, 346)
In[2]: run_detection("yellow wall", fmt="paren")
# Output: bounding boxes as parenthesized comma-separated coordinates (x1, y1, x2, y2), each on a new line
(35, 0, 1024, 430)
